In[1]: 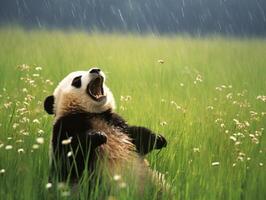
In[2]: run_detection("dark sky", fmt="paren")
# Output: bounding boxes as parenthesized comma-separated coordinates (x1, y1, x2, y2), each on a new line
(0, 0, 266, 36)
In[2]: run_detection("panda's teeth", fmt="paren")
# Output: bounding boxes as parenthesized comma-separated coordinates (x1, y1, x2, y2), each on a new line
(87, 76, 105, 101)
(95, 94, 102, 99)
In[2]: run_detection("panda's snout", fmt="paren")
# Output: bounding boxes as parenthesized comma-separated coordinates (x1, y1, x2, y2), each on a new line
(90, 68, 101, 74)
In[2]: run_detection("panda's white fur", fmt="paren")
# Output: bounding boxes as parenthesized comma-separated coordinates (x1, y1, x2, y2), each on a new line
(53, 70, 115, 119)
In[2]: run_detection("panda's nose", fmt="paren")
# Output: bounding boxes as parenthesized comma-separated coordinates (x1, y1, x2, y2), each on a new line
(90, 68, 101, 74)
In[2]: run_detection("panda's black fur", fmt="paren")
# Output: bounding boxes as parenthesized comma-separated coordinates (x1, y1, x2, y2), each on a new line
(44, 68, 167, 184)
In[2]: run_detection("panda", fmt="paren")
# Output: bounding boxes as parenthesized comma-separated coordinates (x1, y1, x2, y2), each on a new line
(44, 68, 167, 188)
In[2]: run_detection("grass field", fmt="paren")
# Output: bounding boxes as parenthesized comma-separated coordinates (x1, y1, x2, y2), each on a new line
(0, 27, 265, 200)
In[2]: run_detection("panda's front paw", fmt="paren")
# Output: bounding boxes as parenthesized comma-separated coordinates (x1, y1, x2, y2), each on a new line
(88, 131, 107, 147)
(155, 134, 167, 149)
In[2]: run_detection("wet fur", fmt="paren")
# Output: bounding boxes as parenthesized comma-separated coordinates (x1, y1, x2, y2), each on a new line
(45, 69, 168, 195)
(50, 108, 148, 182)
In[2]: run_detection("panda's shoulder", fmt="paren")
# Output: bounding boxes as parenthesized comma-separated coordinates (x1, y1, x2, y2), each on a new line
(53, 112, 91, 132)
(99, 110, 128, 130)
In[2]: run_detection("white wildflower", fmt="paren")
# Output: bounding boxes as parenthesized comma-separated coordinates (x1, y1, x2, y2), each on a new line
(215, 87, 222, 91)
(125, 95, 132, 101)
(67, 151, 73, 157)
(120, 95, 131, 102)
(45, 183, 52, 189)
(214, 118, 223, 124)
(45, 79, 54, 85)
(29, 80, 35, 85)
(19, 64, 30, 71)
(206, 106, 214, 110)
(38, 129, 44, 134)
(256, 95, 266, 102)
(4, 102, 12, 109)
(230, 136, 237, 142)
(23, 101, 29, 106)
(113, 174, 121, 181)
(21, 131, 29, 136)
(249, 134, 255, 138)
(193, 147, 200, 153)
(33, 119, 40, 124)
(251, 137, 259, 144)
(120, 106, 125, 111)
(61, 137, 72, 145)
(221, 85, 227, 88)
(160, 121, 167, 126)
(32, 74, 40, 77)
(32, 144, 39, 149)
(17, 148, 25, 153)
(157, 59, 164, 64)
(5, 145, 13, 150)
(12, 123, 19, 129)
(211, 162, 220, 166)
(196, 74, 203, 82)
(36, 137, 44, 144)
(226, 93, 233, 99)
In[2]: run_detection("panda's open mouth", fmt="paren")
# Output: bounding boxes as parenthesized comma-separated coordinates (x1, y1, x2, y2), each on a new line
(87, 76, 105, 102)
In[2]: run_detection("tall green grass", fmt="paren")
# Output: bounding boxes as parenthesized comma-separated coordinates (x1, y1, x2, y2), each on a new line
(0, 27, 265, 199)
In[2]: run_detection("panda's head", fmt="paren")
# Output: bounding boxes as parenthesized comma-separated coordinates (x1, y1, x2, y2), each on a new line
(44, 68, 115, 117)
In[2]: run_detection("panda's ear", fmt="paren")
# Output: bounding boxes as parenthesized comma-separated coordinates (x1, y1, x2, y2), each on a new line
(71, 76, 82, 88)
(44, 95, 55, 115)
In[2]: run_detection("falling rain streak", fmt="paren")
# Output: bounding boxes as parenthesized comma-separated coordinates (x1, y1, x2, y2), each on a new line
(0, 0, 266, 36)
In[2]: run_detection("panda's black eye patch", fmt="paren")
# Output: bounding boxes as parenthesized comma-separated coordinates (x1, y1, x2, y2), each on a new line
(71, 76, 82, 88)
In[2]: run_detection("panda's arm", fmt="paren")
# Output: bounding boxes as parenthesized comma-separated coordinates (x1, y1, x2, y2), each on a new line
(84, 130, 107, 148)
(109, 112, 167, 155)
(69, 129, 107, 149)
(127, 126, 167, 155)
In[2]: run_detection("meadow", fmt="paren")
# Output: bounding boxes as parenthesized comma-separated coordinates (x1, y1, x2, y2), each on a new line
(0, 27, 265, 200)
